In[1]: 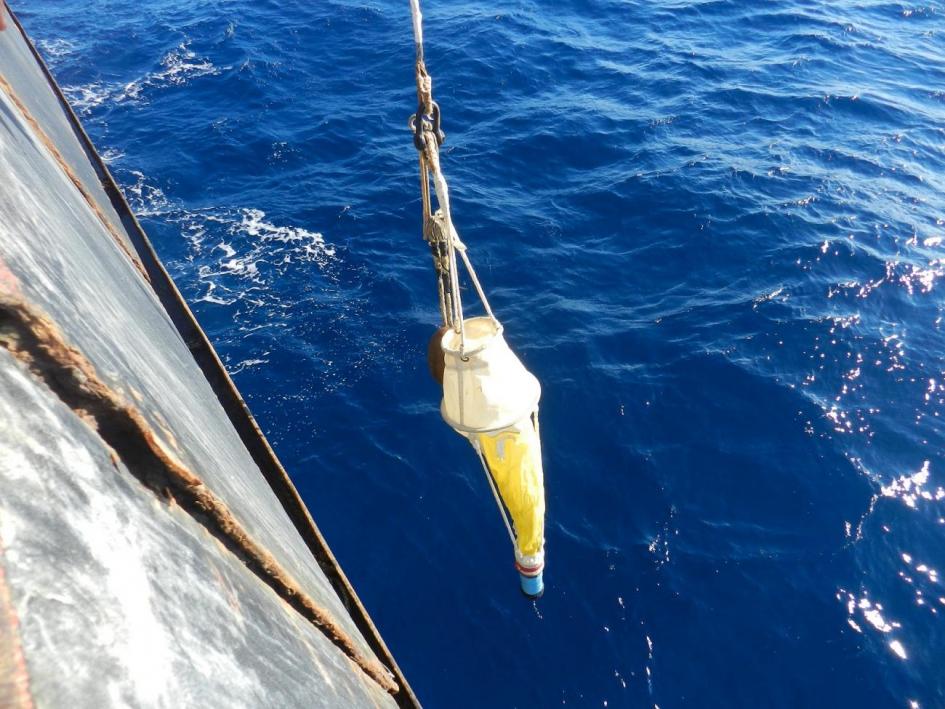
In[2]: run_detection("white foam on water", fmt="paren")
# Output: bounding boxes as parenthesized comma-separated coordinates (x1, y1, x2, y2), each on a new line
(154, 42, 219, 87)
(125, 170, 173, 217)
(63, 41, 222, 116)
(36, 38, 76, 65)
(63, 82, 112, 114)
(238, 208, 335, 269)
(228, 358, 269, 375)
(100, 147, 125, 164)
(121, 172, 336, 312)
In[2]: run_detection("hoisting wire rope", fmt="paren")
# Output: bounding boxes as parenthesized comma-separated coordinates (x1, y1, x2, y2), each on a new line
(408, 0, 518, 551)
(408, 0, 497, 361)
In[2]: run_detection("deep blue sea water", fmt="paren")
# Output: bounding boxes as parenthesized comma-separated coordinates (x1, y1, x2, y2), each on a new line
(13, 0, 945, 706)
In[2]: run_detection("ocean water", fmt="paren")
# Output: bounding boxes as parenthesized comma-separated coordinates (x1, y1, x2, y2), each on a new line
(13, 0, 945, 706)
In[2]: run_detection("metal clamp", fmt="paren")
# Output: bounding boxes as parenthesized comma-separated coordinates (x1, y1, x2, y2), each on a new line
(408, 100, 446, 151)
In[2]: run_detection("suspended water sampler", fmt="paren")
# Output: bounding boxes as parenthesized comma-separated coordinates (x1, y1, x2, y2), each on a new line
(406, 0, 547, 598)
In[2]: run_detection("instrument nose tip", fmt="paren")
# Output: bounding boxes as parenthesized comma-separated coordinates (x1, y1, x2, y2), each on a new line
(519, 570, 544, 599)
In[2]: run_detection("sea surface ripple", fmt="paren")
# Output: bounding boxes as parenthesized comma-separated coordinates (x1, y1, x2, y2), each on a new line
(14, 0, 945, 706)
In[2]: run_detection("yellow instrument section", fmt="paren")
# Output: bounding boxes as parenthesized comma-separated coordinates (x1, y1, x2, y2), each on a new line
(477, 418, 545, 558)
